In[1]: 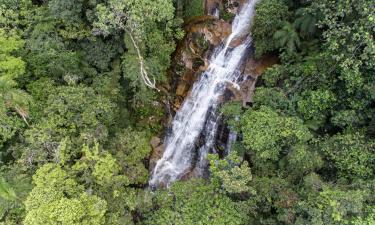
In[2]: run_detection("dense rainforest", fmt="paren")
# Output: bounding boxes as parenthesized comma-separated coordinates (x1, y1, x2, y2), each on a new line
(0, 0, 374, 224)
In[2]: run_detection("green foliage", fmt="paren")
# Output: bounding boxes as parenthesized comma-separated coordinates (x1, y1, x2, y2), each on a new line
(24, 164, 107, 225)
(93, 0, 175, 37)
(293, 8, 317, 38)
(110, 129, 151, 185)
(48, 0, 83, 23)
(0, 29, 30, 148)
(71, 144, 139, 224)
(20, 85, 116, 167)
(297, 89, 336, 122)
(321, 132, 375, 179)
(184, 0, 204, 19)
(209, 152, 254, 195)
(80, 37, 124, 72)
(249, 176, 297, 224)
(220, 101, 243, 129)
(24, 16, 87, 80)
(243, 1, 375, 224)
(0, 0, 31, 31)
(252, 0, 290, 57)
(93, 0, 182, 102)
(0, 166, 31, 224)
(273, 22, 301, 55)
(253, 87, 290, 112)
(73, 144, 128, 188)
(0, 177, 16, 201)
(241, 106, 312, 161)
(296, 184, 373, 225)
(145, 179, 249, 225)
(1, 0, 374, 224)
(1, 0, 180, 223)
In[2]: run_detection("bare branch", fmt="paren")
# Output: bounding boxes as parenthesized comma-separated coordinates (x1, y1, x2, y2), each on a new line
(125, 27, 160, 92)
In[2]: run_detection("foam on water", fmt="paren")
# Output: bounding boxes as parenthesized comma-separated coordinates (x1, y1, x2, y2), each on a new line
(149, 0, 259, 187)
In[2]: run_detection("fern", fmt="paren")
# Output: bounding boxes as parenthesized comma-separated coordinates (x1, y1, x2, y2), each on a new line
(0, 177, 17, 201)
(273, 22, 301, 54)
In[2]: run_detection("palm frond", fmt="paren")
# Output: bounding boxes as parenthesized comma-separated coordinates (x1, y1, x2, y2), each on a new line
(0, 177, 17, 201)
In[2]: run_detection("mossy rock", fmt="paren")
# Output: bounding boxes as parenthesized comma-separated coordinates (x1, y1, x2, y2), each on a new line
(192, 57, 205, 71)
(193, 33, 210, 52)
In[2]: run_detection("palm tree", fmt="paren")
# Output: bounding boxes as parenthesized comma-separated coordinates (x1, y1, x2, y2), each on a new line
(0, 75, 31, 125)
(273, 22, 301, 55)
(0, 177, 17, 201)
(0, 29, 31, 124)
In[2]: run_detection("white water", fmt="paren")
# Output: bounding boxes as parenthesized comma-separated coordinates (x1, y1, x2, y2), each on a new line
(150, 0, 258, 187)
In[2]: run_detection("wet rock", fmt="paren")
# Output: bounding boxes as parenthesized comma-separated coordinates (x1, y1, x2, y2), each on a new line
(149, 143, 165, 172)
(176, 82, 189, 96)
(224, 0, 247, 14)
(150, 137, 161, 149)
(205, 0, 222, 16)
(225, 54, 279, 106)
(228, 35, 248, 47)
(169, 16, 232, 111)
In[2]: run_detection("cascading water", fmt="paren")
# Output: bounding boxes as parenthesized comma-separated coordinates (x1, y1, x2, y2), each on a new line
(150, 0, 259, 188)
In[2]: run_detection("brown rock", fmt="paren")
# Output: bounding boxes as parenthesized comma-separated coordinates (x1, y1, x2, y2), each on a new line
(176, 82, 188, 96)
(149, 144, 165, 171)
(228, 35, 248, 47)
(205, 0, 222, 15)
(237, 54, 279, 105)
(150, 137, 161, 149)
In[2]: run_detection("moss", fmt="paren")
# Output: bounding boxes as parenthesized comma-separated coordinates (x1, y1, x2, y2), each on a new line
(194, 33, 210, 52)
(184, 0, 204, 19)
(192, 57, 205, 71)
(220, 0, 235, 22)
(221, 10, 235, 21)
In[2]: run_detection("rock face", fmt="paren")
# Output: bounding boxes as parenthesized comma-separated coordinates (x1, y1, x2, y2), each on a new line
(226, 54, 279, 106)
(205, 0, 222, 15)
(224, 0, 247, 14)
(169, 16, 232, 111)
(149, 0, 279, 174)
(149, 137, 164, 172)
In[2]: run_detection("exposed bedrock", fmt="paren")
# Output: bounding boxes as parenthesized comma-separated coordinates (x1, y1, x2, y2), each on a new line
(149, 0, 278, 176)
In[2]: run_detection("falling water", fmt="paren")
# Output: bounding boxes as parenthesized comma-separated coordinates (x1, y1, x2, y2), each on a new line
(150, 0, 259, 188)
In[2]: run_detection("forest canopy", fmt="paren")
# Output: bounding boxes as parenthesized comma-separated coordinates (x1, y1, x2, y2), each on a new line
(0, 0, 374, 224)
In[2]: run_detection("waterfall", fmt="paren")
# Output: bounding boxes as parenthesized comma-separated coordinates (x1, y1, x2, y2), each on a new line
(150, 0, 258, 188)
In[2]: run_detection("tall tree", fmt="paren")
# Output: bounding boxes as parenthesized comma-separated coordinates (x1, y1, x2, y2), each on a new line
(0, 29, 31, 148)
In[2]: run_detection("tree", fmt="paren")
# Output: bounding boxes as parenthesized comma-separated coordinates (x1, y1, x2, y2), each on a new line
(321, 132, 375, 179)
(72, 144, 137, 224)
(281, 143, 324, 179)
(296, 185, 372, 225)
(252, 0, 290, 57)
(240, 106, 312, 161)
(209, 152, 254, 195)
(110, 129, 151, 185)
(0, 29, 31, 148)
(297, 89, 336, 125)
(248, 176, 298, 224)
(93, 0, 182, 90)
(24, 10, 91, 81)
(293, 8, 317, 38)
(145, 179, 249, 225)
(47, 0, 84, 23)
(0, 166, 32, 224)
(273, 22, 301, 55)
(24, 164, 107, 225)
(20, 85, 116, 167)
